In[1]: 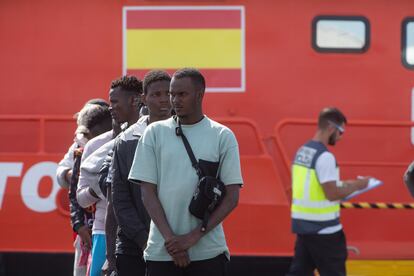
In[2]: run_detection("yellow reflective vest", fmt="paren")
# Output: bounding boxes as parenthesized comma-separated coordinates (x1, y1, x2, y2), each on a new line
(291, 141, 340, 234)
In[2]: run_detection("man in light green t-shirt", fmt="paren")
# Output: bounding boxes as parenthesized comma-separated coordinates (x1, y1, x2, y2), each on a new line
(128, 68, 243, 276)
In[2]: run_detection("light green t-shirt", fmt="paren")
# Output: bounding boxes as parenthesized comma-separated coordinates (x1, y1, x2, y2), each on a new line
(128, 116, 243, 261)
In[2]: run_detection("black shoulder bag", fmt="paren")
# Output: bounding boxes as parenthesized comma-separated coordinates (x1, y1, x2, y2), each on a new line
(175, 118, 227, 232)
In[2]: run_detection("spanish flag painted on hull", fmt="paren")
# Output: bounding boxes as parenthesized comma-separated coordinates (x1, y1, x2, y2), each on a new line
(123, 6, 245, 92)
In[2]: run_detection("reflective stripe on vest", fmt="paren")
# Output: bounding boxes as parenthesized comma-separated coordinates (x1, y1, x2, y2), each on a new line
(291, 158, 339, 222)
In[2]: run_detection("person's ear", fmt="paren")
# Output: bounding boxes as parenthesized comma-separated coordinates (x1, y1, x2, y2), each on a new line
(328, 125, 337, 135)
(197, 90, 204, 103)
(131, 95, 139, 107)
(141, 93, 146, 106)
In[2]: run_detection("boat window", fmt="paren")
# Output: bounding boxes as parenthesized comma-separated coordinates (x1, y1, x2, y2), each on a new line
(403, 18, 414, 69)
(312, 16, 370, 53)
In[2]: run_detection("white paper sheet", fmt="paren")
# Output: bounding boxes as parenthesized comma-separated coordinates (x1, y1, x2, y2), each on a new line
(343, 178, 383, 200)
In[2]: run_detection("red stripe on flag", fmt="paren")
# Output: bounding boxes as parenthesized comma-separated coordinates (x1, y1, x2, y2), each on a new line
(126, 10, 241, 29)
(127, 69, 241, 89)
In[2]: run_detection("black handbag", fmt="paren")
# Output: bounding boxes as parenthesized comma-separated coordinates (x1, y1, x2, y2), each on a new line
(175, 118, 227, 232)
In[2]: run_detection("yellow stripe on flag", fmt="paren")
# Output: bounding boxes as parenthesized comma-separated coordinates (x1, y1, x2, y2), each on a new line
(126, 29, 241, 69)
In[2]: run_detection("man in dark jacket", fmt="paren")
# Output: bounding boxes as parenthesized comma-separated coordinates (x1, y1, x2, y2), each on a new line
(112, 70, 172, 276)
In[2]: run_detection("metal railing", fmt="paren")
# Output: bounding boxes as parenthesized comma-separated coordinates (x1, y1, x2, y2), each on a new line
(272, 119, 414, 196)
(0, 115, 75, 154)
(272, 118, 414, 176)
(0, 115, 267, 156)
(215, 116, 268, 156)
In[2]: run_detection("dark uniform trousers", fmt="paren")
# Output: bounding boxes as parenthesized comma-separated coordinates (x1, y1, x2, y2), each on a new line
(287, 230, 347, 276)
(146, 253, 228, 276)
(116, 254, 146, 276)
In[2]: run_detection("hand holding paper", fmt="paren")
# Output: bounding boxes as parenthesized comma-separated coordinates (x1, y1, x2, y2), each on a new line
(343, 177, 383, 200)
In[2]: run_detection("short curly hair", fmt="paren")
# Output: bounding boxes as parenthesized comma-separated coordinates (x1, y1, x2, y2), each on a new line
(110, 75, 143, 95)
(84, 98, 109, 107)
(143, 70, 171, 95)
(172, 68, 205, 92)
(76, 104, 112, 134)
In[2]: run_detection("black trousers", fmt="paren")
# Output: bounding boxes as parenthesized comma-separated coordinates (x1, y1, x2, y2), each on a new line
(287, 230, 348, 276)
(116, 254, 146, 276)
(146, 254, 228, 276)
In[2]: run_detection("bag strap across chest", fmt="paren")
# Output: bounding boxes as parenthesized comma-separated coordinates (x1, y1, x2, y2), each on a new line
(175, 117, 203, 178)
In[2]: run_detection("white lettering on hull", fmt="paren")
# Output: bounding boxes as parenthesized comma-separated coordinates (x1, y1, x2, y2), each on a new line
(0, 163, 23, 209)
(21, 162, 60, 212)
(0, 162, 60, 212)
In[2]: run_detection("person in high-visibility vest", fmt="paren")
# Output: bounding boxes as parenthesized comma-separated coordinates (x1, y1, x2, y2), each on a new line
(287, 107, 370, 276)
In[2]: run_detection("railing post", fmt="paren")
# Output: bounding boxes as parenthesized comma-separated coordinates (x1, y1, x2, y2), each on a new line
(39, 118, 46, 154)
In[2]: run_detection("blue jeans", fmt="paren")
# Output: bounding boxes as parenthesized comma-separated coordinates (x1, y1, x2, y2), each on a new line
(90, 234, 106, 276)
